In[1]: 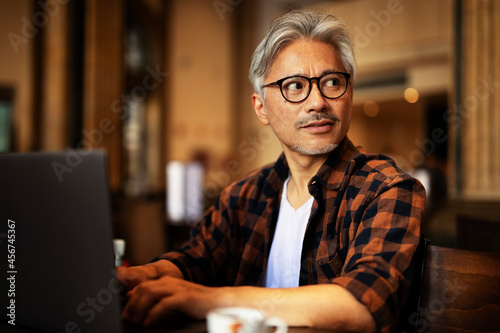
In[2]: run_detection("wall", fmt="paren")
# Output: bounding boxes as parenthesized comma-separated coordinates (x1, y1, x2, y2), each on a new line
(459, 0, 500, 200)
(0, 0, 34, 151)
(166, 0, 235, 184)
(349, 99, 426, 168)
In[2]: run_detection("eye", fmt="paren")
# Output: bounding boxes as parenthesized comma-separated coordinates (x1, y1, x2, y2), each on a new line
(283, 78, 307, 91)
(324, 77, 341, 87)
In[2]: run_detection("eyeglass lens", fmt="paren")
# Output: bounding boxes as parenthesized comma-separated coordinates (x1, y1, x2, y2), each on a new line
(281, 73, 348, 102)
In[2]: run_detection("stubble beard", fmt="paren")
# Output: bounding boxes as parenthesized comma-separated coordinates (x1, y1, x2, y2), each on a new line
(290, 143, 338, 156)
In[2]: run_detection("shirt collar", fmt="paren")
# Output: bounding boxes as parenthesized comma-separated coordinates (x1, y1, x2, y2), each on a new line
(263, 136, 360, 198)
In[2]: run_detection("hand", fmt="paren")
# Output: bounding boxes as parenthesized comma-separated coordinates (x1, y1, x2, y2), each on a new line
(116, 266, 154, 291)
(117, 260, 184, 292)
(121, 276, 219, 326)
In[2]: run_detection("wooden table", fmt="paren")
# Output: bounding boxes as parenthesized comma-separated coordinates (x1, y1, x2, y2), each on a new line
(0, 319, 339, 333)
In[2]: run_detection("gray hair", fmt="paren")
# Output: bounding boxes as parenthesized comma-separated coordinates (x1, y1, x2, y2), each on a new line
(249, 10, 356, 98)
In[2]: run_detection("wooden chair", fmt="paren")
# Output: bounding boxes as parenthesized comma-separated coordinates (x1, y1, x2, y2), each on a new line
(397, 237, 428, 333)
(417, 245, 500, 332)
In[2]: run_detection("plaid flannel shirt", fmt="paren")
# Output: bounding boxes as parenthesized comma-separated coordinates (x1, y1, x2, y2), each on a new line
(159, 137, 425, 332)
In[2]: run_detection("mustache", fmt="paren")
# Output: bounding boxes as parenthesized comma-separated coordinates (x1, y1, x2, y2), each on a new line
(295, 113, 339, 127)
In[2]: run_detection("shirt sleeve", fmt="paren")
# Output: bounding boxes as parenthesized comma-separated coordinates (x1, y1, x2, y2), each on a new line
(156, 190, 233, 286)
(331, 174, 425, 333)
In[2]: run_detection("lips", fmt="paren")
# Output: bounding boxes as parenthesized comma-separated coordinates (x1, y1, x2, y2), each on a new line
(302, 120, 334, 128)
(301, 120, 335, 133)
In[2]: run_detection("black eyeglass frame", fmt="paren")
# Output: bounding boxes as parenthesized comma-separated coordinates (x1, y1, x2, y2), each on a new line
(262, 71, 351, 103)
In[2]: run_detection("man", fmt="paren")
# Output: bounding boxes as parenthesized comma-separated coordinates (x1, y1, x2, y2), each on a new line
(119, 10, 425, 333)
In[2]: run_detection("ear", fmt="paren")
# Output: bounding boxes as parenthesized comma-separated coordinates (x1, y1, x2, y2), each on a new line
(252, 93, 269, 126)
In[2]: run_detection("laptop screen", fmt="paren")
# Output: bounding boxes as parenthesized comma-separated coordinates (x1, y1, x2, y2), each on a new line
(0, 150, 122, 332)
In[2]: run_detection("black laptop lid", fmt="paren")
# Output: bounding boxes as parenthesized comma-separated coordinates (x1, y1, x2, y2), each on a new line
(0, 150, 122, 332)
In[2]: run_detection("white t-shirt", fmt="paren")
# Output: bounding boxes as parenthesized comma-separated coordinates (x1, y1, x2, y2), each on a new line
(265, 177, 313, 288)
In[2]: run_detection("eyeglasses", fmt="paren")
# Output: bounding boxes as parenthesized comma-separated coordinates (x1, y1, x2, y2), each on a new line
(262, 71, 351, 103)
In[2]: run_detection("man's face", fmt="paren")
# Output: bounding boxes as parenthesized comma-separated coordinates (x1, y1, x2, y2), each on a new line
(253, 39, 352, 157)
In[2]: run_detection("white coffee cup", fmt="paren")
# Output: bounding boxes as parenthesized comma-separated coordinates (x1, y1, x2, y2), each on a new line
(207, 307, 288, 333)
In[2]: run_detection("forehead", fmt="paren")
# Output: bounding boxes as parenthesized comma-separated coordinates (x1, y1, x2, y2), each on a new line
(268, 39, 344, 78)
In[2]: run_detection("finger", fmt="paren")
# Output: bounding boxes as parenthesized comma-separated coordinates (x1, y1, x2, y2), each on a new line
(116, 266, 142, 291)
(122, 282, 153, 323)
(144, 285, 213, 326)
(126, 288, 136, 297)
(122, 280, 174, 324)
(116, 266, 130, 287)
(123, 283, 157, 323)
(144, 295, 185, 326)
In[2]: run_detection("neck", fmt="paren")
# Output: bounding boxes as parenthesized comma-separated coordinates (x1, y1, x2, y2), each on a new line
(283, 150, 328, 209)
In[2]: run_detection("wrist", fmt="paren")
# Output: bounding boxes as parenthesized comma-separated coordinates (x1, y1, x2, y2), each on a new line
(143, 262, 163, 279)
(146, 260, 184, 280)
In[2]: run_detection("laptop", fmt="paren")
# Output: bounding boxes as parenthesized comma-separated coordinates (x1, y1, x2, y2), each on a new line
(0, 150, 123, 332)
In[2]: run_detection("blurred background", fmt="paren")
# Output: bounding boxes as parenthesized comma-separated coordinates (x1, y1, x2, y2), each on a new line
(1, 0, 499, 265)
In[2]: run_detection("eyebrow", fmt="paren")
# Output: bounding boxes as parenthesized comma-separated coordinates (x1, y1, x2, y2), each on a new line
(284, 69, 344, 78)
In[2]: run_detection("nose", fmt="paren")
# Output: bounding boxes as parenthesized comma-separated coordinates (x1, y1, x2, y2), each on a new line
(305, 80, 328, 112)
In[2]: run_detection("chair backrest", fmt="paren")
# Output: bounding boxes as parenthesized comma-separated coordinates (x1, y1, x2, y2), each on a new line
(417, 245, 500, 332)
(397, 237, 428, 333)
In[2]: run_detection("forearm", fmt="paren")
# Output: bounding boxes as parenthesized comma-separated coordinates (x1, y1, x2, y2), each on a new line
(217, 284, 376, 332)
(122, 276, 376, 331)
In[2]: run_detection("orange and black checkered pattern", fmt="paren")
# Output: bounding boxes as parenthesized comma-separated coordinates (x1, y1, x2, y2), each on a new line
(159, 137, 425, 333)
